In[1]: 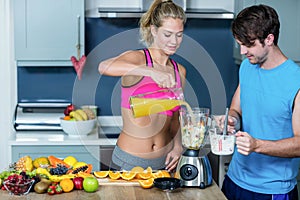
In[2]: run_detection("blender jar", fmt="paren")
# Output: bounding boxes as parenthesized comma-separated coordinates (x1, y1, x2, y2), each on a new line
(180, 107, 210, 150)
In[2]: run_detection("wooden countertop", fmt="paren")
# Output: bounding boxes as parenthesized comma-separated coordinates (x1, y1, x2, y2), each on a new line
(0, 181, 227, 200)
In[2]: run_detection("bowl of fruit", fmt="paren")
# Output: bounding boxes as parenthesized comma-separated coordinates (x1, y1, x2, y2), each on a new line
(3, 173, 35, 196)
(60, 104, 97, 136)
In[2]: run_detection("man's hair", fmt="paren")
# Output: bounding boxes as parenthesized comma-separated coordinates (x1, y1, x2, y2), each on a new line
(232, 4, 280, 47)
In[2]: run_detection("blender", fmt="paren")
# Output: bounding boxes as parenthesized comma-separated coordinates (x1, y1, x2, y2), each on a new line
(175, 107, 212, 189)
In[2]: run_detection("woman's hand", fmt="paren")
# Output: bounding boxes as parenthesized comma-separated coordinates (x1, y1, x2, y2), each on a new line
(150, 67, 175, 88)
(165, 147, 182, 172)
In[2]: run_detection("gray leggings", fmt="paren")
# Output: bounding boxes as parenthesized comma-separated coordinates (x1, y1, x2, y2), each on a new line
(111, 145, 166, 171)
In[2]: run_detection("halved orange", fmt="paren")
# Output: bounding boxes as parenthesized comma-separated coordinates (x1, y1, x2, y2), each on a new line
(120, 171, 137, 181)
(94, 171, 109, 178)
(136, 166, 153, 179)
(152, 170, 164, 178)
(130, 166, 144, 173)
(108, 171, 121, 180)
(138, 178, 154, 189)
(137, 171, 152, 179)
(161, 170, 171, 178)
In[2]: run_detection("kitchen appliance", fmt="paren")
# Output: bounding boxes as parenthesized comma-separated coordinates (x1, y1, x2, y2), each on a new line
(176, 107, 212, 189)
(141, 0, 186, 11)
(14, 102, 70, 131)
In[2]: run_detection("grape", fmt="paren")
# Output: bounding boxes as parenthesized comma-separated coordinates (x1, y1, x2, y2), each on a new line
(49, 164, 69, 175)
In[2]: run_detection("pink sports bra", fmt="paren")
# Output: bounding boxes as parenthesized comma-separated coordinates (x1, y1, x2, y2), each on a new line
(121, 48, 182, 116)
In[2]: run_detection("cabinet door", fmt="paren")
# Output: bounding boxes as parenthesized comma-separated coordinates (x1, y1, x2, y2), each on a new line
(12, 145, 100, 171)
(14, 0, 85, 66)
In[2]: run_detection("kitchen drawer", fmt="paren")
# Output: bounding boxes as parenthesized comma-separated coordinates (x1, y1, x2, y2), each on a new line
(11, 145, 100, 171)
(100, 145, 115, 170)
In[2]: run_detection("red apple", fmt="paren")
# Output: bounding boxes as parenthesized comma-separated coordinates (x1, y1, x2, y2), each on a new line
(72, 177, 84, 190)
(64, 104, 75, 116)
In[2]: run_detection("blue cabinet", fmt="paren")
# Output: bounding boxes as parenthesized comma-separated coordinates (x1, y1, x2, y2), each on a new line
(13, 0, 85, 66)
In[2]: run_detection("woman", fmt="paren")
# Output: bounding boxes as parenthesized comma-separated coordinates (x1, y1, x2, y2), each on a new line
(98, 0, 186, 172)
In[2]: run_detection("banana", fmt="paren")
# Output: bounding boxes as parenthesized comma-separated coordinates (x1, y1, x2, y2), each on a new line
(49, 174, 76, 182)
(76, 109, 88, 121)
(70, 111, 83, 121)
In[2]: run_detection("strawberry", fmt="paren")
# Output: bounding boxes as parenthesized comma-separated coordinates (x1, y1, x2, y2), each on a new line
(55, 184, 63, 194)
(47, 185, 56, 195)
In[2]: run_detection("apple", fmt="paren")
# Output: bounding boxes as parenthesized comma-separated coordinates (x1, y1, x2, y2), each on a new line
(83, 177, 99, 193)
(64, 104, 75, 116)
(72, 177, 84, 190)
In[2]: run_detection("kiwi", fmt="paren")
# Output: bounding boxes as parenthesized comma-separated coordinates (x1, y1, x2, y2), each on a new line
(40, 177, 52, 185)
(34, 181, 50, 194)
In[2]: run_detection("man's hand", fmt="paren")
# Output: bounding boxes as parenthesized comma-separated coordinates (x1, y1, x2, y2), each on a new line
(235, 131, 257, 155)
(214, 115, 238, 134)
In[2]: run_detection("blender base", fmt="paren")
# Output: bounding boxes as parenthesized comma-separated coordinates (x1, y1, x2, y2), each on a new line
(176, 149, 213, 189)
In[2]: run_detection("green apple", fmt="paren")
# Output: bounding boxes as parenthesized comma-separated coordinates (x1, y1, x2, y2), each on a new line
(83, 177, 99, 193)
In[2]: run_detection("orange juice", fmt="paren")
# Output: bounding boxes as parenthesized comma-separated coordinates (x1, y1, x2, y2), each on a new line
(130, 97, 185, 118)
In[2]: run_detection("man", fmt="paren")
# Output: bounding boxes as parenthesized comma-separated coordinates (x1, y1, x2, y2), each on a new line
(221, 4, 300, 200)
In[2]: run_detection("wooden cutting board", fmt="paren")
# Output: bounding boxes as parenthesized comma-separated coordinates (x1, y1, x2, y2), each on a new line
(97, 178, 140, 186)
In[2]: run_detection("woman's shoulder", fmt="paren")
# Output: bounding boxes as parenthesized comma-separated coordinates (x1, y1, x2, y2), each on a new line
(118, 49, 146, 64)
(176, 62, 186, 76)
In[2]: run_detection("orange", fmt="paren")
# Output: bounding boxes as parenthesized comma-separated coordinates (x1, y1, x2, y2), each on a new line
(161, 170, 171, 178)
(138, 178, 154, 189)
(136, 166, 152, 179)
(120, 171, 137, 181)
(130, 166, 144, 173)
(63, 116, 71, 120)
(108, 171, 121, 180)
(152, 170, 164, 178)
(137, 171, 152, 179)
(94, 171, 109, 178)
(60, 178, 74, 192)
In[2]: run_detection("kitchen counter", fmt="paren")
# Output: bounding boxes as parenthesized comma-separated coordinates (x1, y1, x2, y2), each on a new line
(8, 130, 117, 146)
(9, 116, 121, 146)
(0, 181, 227, 200)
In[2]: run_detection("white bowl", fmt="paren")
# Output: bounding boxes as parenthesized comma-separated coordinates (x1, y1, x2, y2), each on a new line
(60, 118, 96, 136)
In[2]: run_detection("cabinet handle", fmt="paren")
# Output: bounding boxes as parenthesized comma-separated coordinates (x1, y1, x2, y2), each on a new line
(76, 15, 81, 59)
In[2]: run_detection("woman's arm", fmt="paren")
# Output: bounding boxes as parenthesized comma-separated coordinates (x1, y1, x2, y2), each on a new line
(98, 50, 148, 76)
(98, 50, 177, 88)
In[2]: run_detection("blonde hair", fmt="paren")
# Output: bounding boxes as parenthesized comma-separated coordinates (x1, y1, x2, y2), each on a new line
(139, 0, 186, 46)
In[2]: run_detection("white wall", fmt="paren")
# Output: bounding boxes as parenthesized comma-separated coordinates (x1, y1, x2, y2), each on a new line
(0, 0, 16, 171)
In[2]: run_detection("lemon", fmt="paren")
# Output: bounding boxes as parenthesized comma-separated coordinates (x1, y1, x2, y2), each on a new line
(33, 157, 49, 168)
(63, 156, 78, 167)
(72, 161, 87, 169)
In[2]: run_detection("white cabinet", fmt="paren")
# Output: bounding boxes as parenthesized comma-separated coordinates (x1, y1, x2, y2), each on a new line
(13, 0, 85, 66)
(12, 145, 100, 171)
(233, 0, 300, 64)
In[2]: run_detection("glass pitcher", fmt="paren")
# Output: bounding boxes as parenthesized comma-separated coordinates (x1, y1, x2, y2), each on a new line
(129, 88, 184, 118)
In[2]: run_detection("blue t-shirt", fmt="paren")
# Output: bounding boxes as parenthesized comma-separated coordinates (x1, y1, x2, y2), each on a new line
(227, 59, 300, 194)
